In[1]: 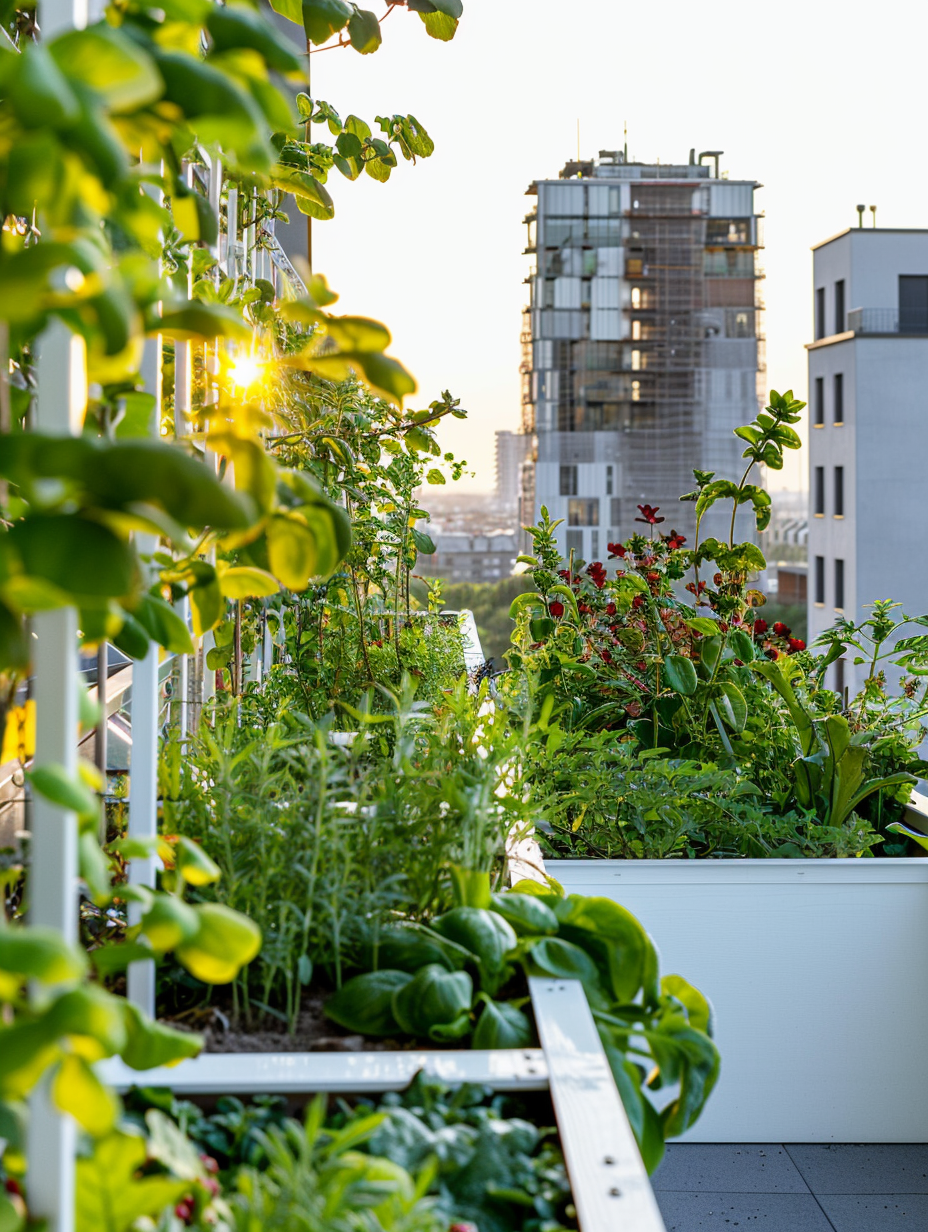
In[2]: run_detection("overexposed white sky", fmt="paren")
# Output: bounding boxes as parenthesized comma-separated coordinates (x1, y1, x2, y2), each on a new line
(312, 0, 928, 493)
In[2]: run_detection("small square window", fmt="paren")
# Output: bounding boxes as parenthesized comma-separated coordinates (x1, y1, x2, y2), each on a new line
(567, 498, 600, 527)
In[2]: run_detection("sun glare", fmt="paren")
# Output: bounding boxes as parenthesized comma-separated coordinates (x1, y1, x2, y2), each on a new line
(227, 354, 264, 391)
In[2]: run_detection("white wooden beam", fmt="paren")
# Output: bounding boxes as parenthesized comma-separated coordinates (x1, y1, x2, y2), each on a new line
(99, 1047, 548, 1095)
(529, 977, 666, 1232)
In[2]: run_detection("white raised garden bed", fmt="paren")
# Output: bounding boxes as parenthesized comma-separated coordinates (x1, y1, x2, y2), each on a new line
(547, 857, 928, 1143)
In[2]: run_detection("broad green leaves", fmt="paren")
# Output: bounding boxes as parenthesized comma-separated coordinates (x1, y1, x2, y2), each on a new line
(76, 1132, 189, 1232)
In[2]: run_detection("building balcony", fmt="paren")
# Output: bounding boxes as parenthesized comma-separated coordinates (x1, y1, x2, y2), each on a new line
(847, 307, 928, 335)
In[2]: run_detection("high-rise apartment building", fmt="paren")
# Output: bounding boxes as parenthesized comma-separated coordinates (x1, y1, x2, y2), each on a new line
(520, 149, 763, 559)
(494, 430, 532, 517)
(807, 226, 928, 694)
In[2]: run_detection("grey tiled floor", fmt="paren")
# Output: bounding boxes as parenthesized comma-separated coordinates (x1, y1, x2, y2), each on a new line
(652, 1144, 928, 1231)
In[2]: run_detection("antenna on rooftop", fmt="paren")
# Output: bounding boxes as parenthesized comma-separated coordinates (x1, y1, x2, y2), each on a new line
(870, 204, 877, 228)
(623, 120, 628, 164)
(856, 204, 865, 228)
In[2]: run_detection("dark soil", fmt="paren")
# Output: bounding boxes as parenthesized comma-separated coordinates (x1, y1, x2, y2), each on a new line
(165, 990, 438, 1054)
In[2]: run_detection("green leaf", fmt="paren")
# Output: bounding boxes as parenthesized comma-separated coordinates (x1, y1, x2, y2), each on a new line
(158, 300, 251, 342)
(554, 895, 658, 1005)
(132, 593, 193, 655)
(887, 819, 928, 853)
(325, 969, 412, 1036)
(45, 985, 127, 1055)
(7, 43, 80, 130)
(119, 1000, 202, 1071)
(347, 7, 382, 53)
(432, 907, 517, 995)
(53, 1054, 119, 1137)
(527, 937, 604, 1000)
(9, 514, 135, 602)
(374, 922, 469, 974)
(206, 4, 303, 73)
(391, 964, 473, 1041)
(28, 763, 97, 818)
(0, 925, 86, 985)
(49, 25, 162, 113)
(717, 681, 747, 732)
(728, 629, 754, 662)
(174, 836, 221, 886)
(410, 528, 435, 555)
(301, 0, 352, 44)
(139, 895, 200, 952)
(663, 654, 697, 697)
(271, 164, 335, 220)
(76, 1131, 189, 1232)
(662, 974, 714, 1036)
(489, 891, 559, 938)
(175, 903, 261, 984)
(419, 7, 460, 39)
(472, 998, 533, 1050)
(218, 566, 280, 600)
(647, 1020, 720, 1137)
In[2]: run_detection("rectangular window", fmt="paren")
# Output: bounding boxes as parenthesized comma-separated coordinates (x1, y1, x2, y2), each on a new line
(814, 376, 824, 426)
(590, 530, 599, 559)
(605, 465, 614, 495)
(899, 274, 928, 333)
(834, 372, 844, 423)
(835, 280, 845, 334)
(815, 555, 825, 604)
(814, 466, 825, 515)
(559, 464, 578, 496)
(835, 558, 845, 610)
(834, 466, 844, 516)
(815, 287, 826, 340)
(564, 529, 583, 558)
(610, 497, 622, 526)
(567, 497, 600, 526)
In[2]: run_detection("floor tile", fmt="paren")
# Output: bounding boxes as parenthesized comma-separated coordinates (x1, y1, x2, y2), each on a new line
(653, 1145, 809, 1194)
(816, 1194, 928, 1231)
(785, 1145, 928, 1195)
(655, 1190, 835, 1231)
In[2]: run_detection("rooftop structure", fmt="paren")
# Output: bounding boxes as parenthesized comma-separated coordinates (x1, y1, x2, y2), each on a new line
(520, 148, 764, 560)
(806, 226, 928, 695)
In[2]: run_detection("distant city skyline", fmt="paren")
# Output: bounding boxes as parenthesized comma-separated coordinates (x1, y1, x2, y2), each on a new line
(312, 0, 928, 495)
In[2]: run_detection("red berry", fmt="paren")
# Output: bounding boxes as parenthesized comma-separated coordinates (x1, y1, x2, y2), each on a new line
(549, 600, 564, 618)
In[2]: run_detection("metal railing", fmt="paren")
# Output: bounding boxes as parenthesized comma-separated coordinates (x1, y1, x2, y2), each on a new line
(848, 307, 928, 335)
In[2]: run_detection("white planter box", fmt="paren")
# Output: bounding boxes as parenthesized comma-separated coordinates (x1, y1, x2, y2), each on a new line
(546, 858, 928, 1143)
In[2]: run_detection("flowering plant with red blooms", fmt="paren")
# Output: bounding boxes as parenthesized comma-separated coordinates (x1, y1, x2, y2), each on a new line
(635, 503, 665, 526)
(607, 541, 627, 558)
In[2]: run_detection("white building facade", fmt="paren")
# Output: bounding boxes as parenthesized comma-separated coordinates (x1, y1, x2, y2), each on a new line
(806, 227, 928, 693)
(521, 150, 763, 560)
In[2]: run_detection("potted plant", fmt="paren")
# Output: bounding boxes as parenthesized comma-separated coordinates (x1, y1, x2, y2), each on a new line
(506, 391, 928, 1142)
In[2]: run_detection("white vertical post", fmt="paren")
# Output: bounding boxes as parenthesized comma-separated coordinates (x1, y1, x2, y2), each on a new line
(126, 323, 161, 1014)
(27, 306, 85, 1230)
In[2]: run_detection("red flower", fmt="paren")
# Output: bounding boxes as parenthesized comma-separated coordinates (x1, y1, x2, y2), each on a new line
(578, 600, 592, 614)
(557, 569, 571, 581)
(635, 504, 665, 525)
(549, 600, 564, 618)
(607, 542, 627, 559)
(752, 619, 768, 635)
(719, 621, 729, 632)
(733, 658, 745, 667)
(606, 602, 617, 616)
(788, 637, 806, 652)
(586, 562, 607, 589)
(632, 594, 645, 610)
(647, 571, 660, 582)
(665, 530, 687, 550)
(773, 622, 789, 636)
(175, 1199, 194, 1225)
(599, 648, 613, 663)
(766, 647, 779, 660)
(685, 581, 707, 596)
(713, 573, 723, 586)
(4, 1181, 22, 1198)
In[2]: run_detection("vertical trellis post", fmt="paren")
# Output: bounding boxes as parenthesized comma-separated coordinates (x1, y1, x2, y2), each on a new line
(125, 151, 163, 1010)
(27, 2, 93, 1224)
(126, 332, 161, 1016)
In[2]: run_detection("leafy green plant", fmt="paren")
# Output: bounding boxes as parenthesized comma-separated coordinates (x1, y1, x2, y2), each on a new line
(324, 881, 718, 1172)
